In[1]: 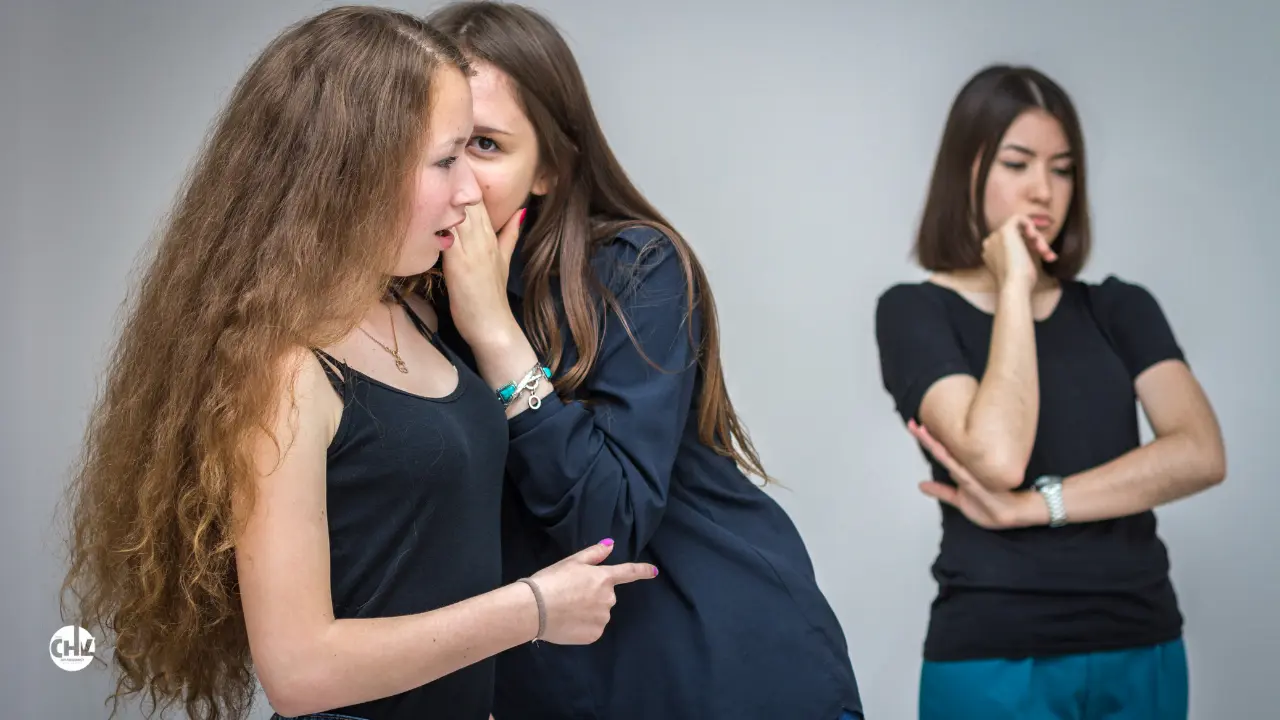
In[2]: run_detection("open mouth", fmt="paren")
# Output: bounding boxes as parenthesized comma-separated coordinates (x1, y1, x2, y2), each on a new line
(433, 222, 461, 249)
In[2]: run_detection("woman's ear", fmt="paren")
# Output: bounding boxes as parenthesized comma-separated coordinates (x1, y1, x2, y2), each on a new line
(531, 166, 554, 197)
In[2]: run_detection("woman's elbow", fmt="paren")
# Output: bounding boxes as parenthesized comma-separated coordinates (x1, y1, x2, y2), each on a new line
(1175, 427, 1227, 491)
(941, 432, 1027, 490)
(256, 648, 335, 717)
(260, 676, 305, 718)
(970, 451, 1027, 491)
(985, 466, 1027, 491)
(1201, 440, 1227, 487)
(263, 692, 309, 720)
(262, 671, 329, 718)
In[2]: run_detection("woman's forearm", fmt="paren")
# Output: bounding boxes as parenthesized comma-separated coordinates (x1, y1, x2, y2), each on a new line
(1057, 431, 1225, 523)
(955, 283, 1041, 488)
(1016, 431, 1226, 526)
(266, 582, 538, 716)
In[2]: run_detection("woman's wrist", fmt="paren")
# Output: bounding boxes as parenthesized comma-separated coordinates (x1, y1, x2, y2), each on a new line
(506, 580, 542, 644)
(1013, 488, 1052, 527)
(997, 274, 1036, 300)
(468, 323, 546, 394)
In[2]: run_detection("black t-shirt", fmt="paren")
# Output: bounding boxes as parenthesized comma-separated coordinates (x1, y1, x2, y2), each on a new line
(874, 275, 1186, 662)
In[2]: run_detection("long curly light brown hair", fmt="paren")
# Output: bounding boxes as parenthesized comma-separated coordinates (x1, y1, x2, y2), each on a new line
(58, 7, 469, 719)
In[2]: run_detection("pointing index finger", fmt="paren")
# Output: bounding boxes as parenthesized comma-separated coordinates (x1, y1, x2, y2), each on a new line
(608, 562, 659, 585)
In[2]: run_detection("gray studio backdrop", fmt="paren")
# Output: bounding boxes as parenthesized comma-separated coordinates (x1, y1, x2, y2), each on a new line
(6, 0, 1276, 717)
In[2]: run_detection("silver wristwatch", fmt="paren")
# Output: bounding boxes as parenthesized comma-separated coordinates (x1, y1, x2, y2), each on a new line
(1033, 475, 1068, 528)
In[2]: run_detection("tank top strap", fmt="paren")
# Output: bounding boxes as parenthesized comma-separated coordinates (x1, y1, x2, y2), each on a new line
(390, 288, 441, 346)
(311, 348, 349, 396)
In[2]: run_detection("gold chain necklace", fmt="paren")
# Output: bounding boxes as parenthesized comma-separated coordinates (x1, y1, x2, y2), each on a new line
(357, 303, 409, 373)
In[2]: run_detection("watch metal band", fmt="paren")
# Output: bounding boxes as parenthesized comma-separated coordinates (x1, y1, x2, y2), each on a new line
(1034, 475, 1068, 528)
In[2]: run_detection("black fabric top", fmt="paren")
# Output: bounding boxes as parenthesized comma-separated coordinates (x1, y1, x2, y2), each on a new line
(309, 297, 509, 720)
(875, 276, 1186, 662)
(433, 220, 864, 719)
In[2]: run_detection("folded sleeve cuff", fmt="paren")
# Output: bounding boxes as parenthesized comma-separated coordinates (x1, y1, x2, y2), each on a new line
(508, 390, 569, 438)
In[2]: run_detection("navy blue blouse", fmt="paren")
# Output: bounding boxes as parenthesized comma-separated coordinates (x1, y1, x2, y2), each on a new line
(434, 223, 863, 720)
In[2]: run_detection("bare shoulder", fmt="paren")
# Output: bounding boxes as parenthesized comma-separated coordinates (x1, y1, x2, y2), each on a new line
(266, 346, 343, 455)
(234, 347, 340, 526)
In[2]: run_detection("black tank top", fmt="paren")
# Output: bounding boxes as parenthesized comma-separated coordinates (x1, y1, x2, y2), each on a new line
(309, 294, 509, 720)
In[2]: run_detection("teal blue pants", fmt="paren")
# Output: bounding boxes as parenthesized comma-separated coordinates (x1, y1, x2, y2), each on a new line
(920, 639, 1188, 720)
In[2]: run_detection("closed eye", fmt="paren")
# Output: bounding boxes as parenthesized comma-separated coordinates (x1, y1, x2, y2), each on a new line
(1000, 160, 1073, 178)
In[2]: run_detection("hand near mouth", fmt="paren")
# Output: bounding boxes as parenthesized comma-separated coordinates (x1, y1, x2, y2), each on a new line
(439, 200, 527, 350)
(982, 213, 1057, 291)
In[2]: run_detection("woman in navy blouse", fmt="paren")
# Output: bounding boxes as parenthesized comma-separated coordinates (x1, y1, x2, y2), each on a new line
(425, 3, 864, 719)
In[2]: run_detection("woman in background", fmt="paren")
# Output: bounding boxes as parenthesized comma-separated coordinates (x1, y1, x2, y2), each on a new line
(424, 3, 864, 718)
(60, 7, 653, 720)
(875, 64, 1226, 719)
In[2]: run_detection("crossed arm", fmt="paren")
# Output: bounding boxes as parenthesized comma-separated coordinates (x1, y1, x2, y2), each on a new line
(914, 358, 1225, 529)
(880, 279, 1226, 529)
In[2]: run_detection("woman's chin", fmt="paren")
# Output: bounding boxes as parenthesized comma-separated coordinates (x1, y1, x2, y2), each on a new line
(391, 248, 442, 279)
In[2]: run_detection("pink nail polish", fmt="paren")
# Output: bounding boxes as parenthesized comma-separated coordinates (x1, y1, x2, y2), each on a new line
(518, 208, 528, 225)
(601, 538, 614, 547)
(652, 567, 659, 577)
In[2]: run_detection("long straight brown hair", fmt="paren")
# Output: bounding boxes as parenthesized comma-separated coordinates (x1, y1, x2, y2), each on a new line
(59, 7, 469, 719)
(428, 1, 769, 482)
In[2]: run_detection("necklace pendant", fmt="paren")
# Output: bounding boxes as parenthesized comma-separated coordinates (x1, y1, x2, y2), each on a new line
(394, 356, 409, 374)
